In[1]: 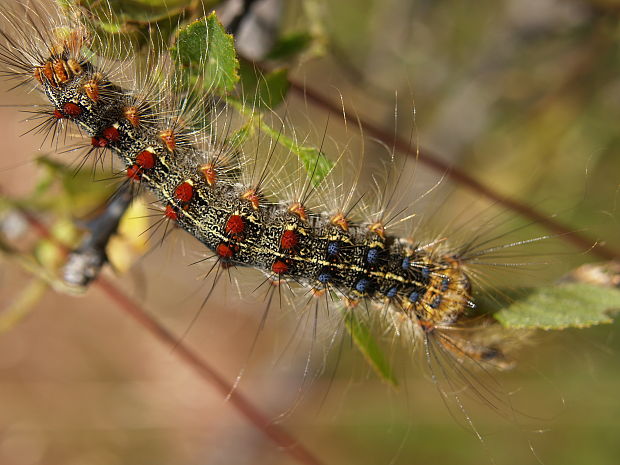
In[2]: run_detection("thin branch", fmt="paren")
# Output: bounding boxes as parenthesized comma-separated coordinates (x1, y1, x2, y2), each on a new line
(96, 276, 325, 465)
(2, 197, 326, 465)
(281, 75, 619, 262)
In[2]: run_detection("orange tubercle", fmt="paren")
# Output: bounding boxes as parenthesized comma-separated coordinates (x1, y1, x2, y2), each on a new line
(288, 202, 308, 221)
(159, 129, 176, 152)
(66, 59, 83, 76)
(241, 189, 261, 209)
(312, 288, 327, 298)
(368, 222, 386, 239)
(52, 59, 68, 84)
(418, 320, 435, 333)
(83, 77, 101, 102)
(123, 106, 140, 128)
(42, 62, 56, 87)
(331, 212, 349, 231)
(200, 163, 217, 186)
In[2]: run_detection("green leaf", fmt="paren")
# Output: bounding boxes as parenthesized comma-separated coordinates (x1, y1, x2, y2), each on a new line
(238, 63, 291, 110)
(228, 124, 253, 151)
(228, 98, 334, 186)
(255, 119, 333, 187)
(35, 218, 80, 271)
(25, 156, 116, 217)
(266, 32, 314, 61)
(61, 0, 202, 24)
(344, 310, 398, 387)
(290, 141, 333, 188)
(173, 12, 240, 93)
(494, 283, 620, 330)
(60, 0, 198, 53)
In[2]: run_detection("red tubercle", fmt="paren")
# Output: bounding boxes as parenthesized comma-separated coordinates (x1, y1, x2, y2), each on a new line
(280, 229, 299, 250)
(136, 150, 156, 170)
(91, 126, 121, 148)
(174, 181, 194, 204)
(216, 243, 234, 259)
(102, 126, 120, 143)
(53, 109, 64, 119)
(225, 215, 245, 236)
(91, 136, 108, 148)
(164, 205, 178, 220)
(62, 102, 82, 117)
(272, 260, 289, 275)
(126, 164, 142, 181)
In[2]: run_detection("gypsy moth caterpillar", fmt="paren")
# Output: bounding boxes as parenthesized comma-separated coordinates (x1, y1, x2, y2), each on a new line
(0, 0, 616, 464)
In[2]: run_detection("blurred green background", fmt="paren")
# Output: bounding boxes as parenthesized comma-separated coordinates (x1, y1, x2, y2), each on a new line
(0, 0, 619, 464)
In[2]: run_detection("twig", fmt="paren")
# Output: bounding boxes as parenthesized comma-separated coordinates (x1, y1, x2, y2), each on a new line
(96, 276, 325, 465)
(283, 77, 620, 262)
(2, 197, 326, 465)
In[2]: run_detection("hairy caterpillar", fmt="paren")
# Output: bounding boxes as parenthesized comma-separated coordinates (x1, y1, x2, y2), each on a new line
(0, 0, 517, 365)
(0, 0, 616, 464)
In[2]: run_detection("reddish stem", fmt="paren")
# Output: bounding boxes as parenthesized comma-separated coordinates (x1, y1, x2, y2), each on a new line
(7, 200, 325, 465)
(286, 80, 620, 262)
(96, 277, 325, 465)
